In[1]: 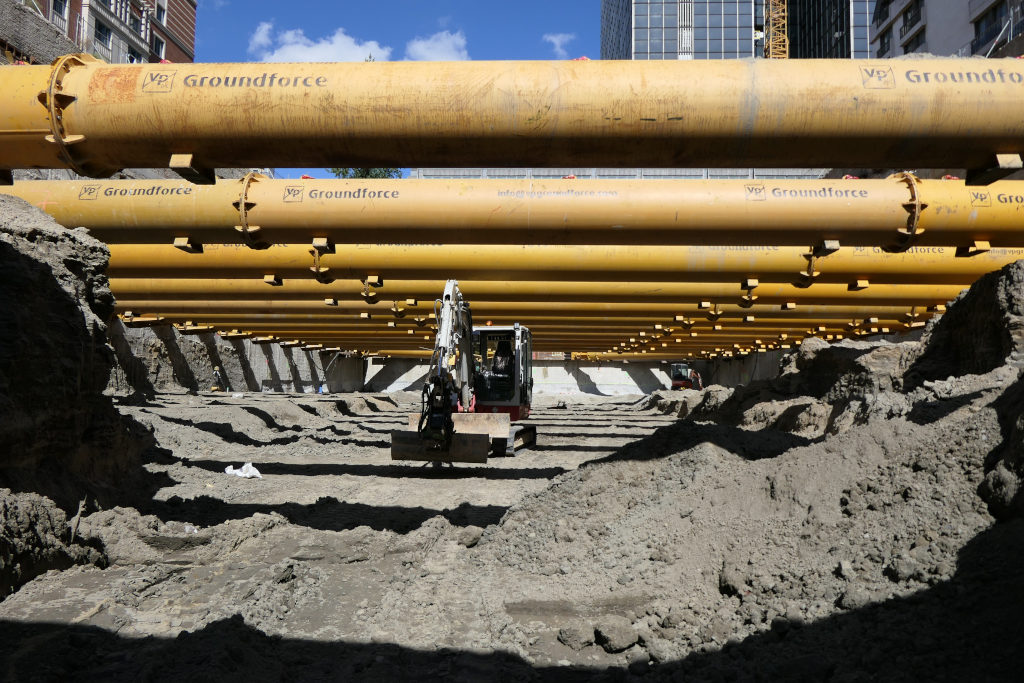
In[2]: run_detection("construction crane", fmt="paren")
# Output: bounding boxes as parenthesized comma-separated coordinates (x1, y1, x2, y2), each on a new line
(765, 0, 789, 59)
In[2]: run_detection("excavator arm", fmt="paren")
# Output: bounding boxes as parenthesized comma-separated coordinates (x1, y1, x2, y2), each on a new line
(417, 280, 474, 450)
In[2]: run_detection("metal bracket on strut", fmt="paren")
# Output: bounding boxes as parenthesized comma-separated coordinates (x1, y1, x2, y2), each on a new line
(233, 172, 269, 249)
(886, 172, 928, 252)
(965, 153, 1023, 186)
(38, 54, 96, 177)
(309, 248, 333, 283)
(795, 253, 821, 288)
(794, 240, 839, 288)
(169, 153, 216, 185)
(739, 277, 759, 308)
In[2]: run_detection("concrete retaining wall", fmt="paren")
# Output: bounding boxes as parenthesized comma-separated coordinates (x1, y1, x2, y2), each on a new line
(107, 321, 328, 395)
(693, 350, 789, 388)
(107, 326, 920, 397)
(364, 358, 673, 395)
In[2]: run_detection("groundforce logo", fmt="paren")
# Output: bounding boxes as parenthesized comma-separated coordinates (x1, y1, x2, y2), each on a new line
(904, 68, 1024, 85)
(183, 72, 329, 89)
(78, 185, 101, 200)
(744, 184, 766, 201)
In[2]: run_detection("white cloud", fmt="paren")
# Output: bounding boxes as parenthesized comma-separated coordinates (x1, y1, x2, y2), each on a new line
(248, 21, 273, 54)
(247, 22, 392, 62)
(404, 30, 469, 61)
(542, 32, 576, 59)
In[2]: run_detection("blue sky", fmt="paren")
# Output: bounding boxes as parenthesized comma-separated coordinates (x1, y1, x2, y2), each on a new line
(196, 1, 598, 62)
(193, 1, 600, 177)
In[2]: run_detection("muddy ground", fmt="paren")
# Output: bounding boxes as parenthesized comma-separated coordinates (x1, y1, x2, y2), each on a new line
(2, 198, 1023, 681)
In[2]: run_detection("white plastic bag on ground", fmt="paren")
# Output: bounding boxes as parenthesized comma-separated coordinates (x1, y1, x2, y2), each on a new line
(224, 463, 262, 479)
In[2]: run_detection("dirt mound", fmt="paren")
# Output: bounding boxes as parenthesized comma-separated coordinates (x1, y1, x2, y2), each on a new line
(0, 196, 152, 511)
(1, 489, 104, 599)
(908, 260, 1024, 384)
(650, 263, 1024, 453)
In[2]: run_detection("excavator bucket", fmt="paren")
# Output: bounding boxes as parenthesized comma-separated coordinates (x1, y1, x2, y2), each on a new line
(390, 428, 491, 463)
(394, 413, 536, 460)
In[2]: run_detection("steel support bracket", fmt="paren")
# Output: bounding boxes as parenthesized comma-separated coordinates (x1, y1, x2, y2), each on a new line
(966, 153, 1023, 186)
(309, 248, 333, 283)
(169, 153, 216, 185)
(173, 236, 201, 253)
(956, 240, 991, 258)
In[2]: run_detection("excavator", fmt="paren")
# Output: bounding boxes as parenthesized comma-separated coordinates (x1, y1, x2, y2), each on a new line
(390, 280, 536, 464)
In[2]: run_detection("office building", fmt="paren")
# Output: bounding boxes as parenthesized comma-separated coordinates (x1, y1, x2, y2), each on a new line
(789, 0, 875, 58)
(601, 0, 763, 60)
(872, 0, 1024, 57)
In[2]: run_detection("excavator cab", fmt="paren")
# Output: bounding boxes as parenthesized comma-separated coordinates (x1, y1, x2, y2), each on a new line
(473, 324, 532, 420)
(670, 363, 693, 390)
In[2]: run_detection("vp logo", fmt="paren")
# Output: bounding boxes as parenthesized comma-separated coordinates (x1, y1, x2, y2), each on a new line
(744, 184, 766, 201)
(971, 191, 991, 207)
(283, 186, 305, 202)
(141, 72, 175, 93)
(78, 185, 100, 200)
(860, 66, 895, 89)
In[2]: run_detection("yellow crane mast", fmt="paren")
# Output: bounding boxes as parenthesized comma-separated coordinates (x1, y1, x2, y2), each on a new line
(765, 0, 789, 58)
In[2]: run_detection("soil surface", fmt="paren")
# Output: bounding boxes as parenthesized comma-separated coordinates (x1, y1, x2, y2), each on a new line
(2, 375, 1023, 681)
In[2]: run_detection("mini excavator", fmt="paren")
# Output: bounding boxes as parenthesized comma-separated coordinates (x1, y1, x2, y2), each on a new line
(390, 280, 536, 464)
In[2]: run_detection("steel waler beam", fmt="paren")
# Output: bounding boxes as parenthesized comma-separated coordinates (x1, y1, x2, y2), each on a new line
(3, 57, 1024, 176)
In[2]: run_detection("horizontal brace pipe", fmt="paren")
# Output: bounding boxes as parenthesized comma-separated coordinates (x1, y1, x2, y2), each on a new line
(104, 243, 1023, 285)
(4, 57, 1024, 174)
(114, 298, 927, 319)
(6, 176, 1024, 248)
(107, 277, 966, 308)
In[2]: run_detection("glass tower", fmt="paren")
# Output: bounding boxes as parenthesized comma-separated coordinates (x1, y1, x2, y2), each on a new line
(789, 0, 875, 59)
(602, 1, 875, 60)
(602, 0, 763, 60)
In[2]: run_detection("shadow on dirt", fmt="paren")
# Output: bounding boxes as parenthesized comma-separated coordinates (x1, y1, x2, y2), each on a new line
(184, 459, 569, 481)
(906, 389, 991, 426)
(587, 419, 814, 465)
(152, 415, 363, 447)
(145, 495, 507, 534)
(3, 517, 1020, 682)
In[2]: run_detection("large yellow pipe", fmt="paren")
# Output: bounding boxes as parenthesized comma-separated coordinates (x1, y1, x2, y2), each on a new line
(105, 243, 1024, 285)
(107, 278, 966, 307)
(4, 56, 1024, 174)
(6, 176, 1024, 248)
